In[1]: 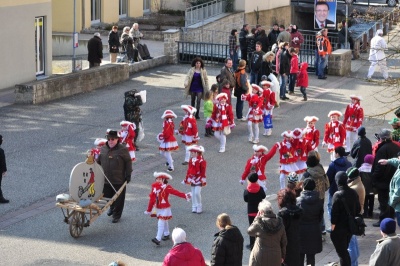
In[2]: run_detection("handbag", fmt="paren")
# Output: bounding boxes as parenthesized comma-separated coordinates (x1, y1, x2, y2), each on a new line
(223, 126, 231, 135)
(137, 121, 145, 142)
(263, 113, 273, 129)
(341, 198, 366, 236)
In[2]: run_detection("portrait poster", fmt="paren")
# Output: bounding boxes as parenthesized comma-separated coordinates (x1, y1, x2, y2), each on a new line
(314, 0, 337, 29)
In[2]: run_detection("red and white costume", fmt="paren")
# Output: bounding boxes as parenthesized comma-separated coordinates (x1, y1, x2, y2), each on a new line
(242, 84, 263, 143)
(261, 81, 276, 136)
(240, 144, 278, 192)
(271, 130, 299, 189)
(323, 110, 346, 161)
(91, 138, 107, 160)
(209, 93, 235, 153)
(179, 105, 199, 163)
(145, 172, 190, 243)
(343, 95, 364, 152)
(291, 128, 311, 176)
(119, 121, 136, 162)
(303, 116, 320, 151)
(158, 110, 179, 172)
(183, 145, 207, 213)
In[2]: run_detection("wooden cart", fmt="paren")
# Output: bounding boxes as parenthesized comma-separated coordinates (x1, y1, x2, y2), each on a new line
(56, 181, 127, 238)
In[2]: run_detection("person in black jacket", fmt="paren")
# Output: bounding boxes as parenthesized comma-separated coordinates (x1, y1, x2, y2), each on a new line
(372, 129, 400, 227)
(330, 171, 361, 266)
(87, 32, 103, 68)
(279, 44, 291, 100)
(211, 213, 244, 266)
(268, 24, 280, 51)
(249, 42, 265, 85)
(246, 28, 256, 64)
(108, 26, 120, 63)
(256, 30, 270, 53)
(350, 126, 372, 168)
(0, 135, 9, 204)
(239, 24, 249, 64)
(243, 173, 266, 250)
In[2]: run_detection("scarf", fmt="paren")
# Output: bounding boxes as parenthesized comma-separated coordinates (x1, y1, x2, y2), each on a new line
(359, 163, 372, 173)
(217, 103, 229, 127)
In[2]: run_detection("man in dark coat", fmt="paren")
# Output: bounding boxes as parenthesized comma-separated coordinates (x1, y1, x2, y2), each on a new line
(239, 24, 249, 64)
(97, 130, 132, 223)
(108, 26, 120, 63)
(372, 129, 400, 226)
(219, 58, 236, 94)
(330, 171, 361, 266)
(0, 135, 9, 203)
(87, 32, 103, 68)
(267, 24, 280, 51)
(279, 45, 291, 100)
(249, 42, 265, 85)
(350, 126, 372, 168)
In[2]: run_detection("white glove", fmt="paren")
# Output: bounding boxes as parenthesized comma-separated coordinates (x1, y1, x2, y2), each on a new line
(321, 141, 326, 147)
(144, 211, 151, 215)
(240, 180, 245, 185)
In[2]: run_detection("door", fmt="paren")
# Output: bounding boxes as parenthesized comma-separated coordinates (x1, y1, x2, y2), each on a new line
(91, 0, 101, 24)
(35, 17, 45, 76)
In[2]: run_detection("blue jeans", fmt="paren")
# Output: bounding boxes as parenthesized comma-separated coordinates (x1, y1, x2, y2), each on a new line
(231, 50, 238, 71)
(288, 73, 297, 93)
(315, 50, 319, 76)
(300, 86, 307, 97)
(348, 235, 359, 266)
(279, 75, 287, 98)
(250, 72, 259, 85)
(318, 55, 328, 78)
(236, 95, 244, 119)
(327, 193, 333, 220)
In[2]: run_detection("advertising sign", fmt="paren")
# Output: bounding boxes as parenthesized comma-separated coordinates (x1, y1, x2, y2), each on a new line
(314, 0, 337, 29)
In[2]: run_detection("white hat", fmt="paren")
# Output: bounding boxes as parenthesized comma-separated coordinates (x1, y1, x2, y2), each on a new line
(181, 105, 196, 114)
(120, 120, 133, 126)
(260, 80, 273, 87)
(328, 110, 342, 117)
(350, 95, 363, 101)
(292, 128, 304, 139)
(304, 116, 319, 122)
(161, 110, 177, 119)
(153, 171, 173, 180)
(172, 227, 186, 244)
(94, 32, 101, 37)
(376, 29, 383, 35)
(94, 138, 107, 146)
(281, 130, 292, 138)
(251, 84, 263, 93)
(253, 144, 268, 152)
(187, 145, 205, 153)
(216, 92, 228, 101)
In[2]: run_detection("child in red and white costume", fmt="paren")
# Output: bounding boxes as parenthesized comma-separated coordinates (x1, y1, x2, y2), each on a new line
(241, 84, 264, 144)
(208, 92, 235, 153)
(179, 105, 199, 165)
(91, 138, 107, 160)
(158, 110, 179, 172)
(271, 130, 299, 189)
(119, 121, 136, 162)
(322, 111, 346, 161)
(182, 145, 207, 214)
(303, 116, 320, 151)
(291, 128, 311, 179)
(260, 80, 276, 136)
(343, 95, 364, 152)
(240, 144, 278, 192)
(145, 172, 191, 245)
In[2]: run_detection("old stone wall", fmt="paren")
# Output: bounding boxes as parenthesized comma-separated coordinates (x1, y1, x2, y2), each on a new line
(245, 6, 293, 30)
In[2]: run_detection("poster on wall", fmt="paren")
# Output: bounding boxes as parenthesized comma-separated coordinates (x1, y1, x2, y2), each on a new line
(314, 0, 337, 29)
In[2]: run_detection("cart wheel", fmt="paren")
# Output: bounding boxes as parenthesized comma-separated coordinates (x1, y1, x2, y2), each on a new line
(69, 211, 85, 238)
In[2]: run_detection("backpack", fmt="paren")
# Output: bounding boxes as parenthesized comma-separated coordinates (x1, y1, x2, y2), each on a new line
(341, 198, 366, 236)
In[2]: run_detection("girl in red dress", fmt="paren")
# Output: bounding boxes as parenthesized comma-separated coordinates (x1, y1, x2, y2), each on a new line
(179, 105, 199, 165)
(242, 84, 264, 144)
(158, 110, 179, 172)
(119, 120, 136, 162)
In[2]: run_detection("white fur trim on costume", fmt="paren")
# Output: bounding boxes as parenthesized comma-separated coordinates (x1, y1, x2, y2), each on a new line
(260, 80, 273, 87)
(304, 116, 319, 122)
(216, 92, 228, 101)
(94, 138, 107, 146)
(154, 171, 173, 180)
(187, 145, 205, 153)
(253, 144, 268, 152)
(120, 120, 133, 126)
(251, 84, 263, 93)
(161, 110, 177, 119)
(349, 95, 363, 101)
(281, 130, 292, 138)
(181, 105, 196, 114)
(328, 110, 342, 117)
(292, 128, 304, 139)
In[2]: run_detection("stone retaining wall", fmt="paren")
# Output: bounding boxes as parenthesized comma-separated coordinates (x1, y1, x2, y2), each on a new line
(328, 49, 352, 76)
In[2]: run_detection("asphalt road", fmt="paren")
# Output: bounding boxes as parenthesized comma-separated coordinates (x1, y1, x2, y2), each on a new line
(0, 61, 396, 265)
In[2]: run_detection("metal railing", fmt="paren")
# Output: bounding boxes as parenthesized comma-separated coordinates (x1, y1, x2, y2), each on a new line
(177, 41, 229, 64)
(185, 0, 227, 27)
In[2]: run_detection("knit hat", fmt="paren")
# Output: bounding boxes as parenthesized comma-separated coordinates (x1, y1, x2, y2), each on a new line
(303, 178, 316, 191)
(364, 154, 375, 165)
(379, 129, 392, 140)
(248, 173, 259, 183)
(346, 167, 360, 181)
(388, 118, 399, 125)
(357, 126, 366, 137)
(94, 32, 101, 37)
(287, 172, 298, 184)
(335, 171, 348, 186)
(172, 227, 186, 244)
(380, 218, 396, 234)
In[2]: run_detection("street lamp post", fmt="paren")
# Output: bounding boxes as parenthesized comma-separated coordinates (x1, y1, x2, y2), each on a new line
(345, 0, 353, 49)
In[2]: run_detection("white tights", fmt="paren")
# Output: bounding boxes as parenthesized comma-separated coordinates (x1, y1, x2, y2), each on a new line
(214, 131, 226, 149)
(247, 121, 260, 140)
(160, 151, 174, 169)
(279, 173, 286, 190)
(156, 219, 170, 241)
(191, 186, 202, 209)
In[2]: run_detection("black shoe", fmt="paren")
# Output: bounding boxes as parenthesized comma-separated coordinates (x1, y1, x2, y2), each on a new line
(326, 229, 332, 234)
(147, 56, 153, 59)
(0, 198, 9, 204)
(135, 146, 140, 151)
(280, 97, 286, 101)
(165, 162, 169, 167)
(283, 96, 290, 100)
(246, 244, 253, 250)
(167, 167, 174, 172)
(152, 238, 161, 245)
(107, 209, 113, 216)
(302, 97, 307, 101)
(318, 76, 327, 79)
(373, 221, 381, 227)
(195, 116, 200, 120)
(162, 235, 170, 241)
(182, 161, 189, 165)
(112, 217, 120, 223)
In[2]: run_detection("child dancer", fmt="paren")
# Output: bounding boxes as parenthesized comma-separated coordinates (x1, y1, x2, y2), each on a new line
(296, 62, 309, 101)
(179, 105, 199, 165)
(303, 116, 320, 151)
(322, 111, 346, 161)
(182, 145, 207, 214)
(158, 110, 179, 172)
(260, 80, 276, 136)
(240, 144, 277, 192)
(343, 95, 364, 152)
(242, 84, 263, 144)
(144, 172, 191, 245)
(291, 128, 311, 179)
(91, 138, 107, 160)
(119, 120, 136, 162)
(204, 90, 214, 137)
(208, 92, 235, 153)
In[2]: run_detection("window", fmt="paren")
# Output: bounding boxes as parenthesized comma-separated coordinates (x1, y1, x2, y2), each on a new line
(91, 0, 101, 24)
(143, 0, 151, 13)
(119, 0, 128, 17)
(35, 17, 45, 76)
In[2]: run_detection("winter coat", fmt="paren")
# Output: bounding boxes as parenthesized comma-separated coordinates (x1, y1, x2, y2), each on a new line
(290, 30, 304, 49)
(261, 53, 274, 77)
(219, 66, 236, 89)
(120, 32, 135, 60)
(359, 164, 373, 195)
(0, 146, 6, 174)
(369, 234, 400, 266)
(279, 49, 291, 75)
(87, 36, 103, 63)
(278, 205, 303, 266)
(211, 225, 244, 266)
(163, 242, 206, 266)
(277, 30, 291, 43)
(331, 184, 361, 232)
(302, 163, 329, 200)
(250, 50, 265, 74)
(256, 34, 270, 53)
(351, 136, 373, 168)
(290, 53, 299, 74)
(97, 143, 132, 185)
(297, 190, 323, 255)
(184, 67, 209, 96)
(296, 62, 308, 87)
(233, 66, 248, 97)
(108, 30, 120, 53)
(326, 156, 352, 196)
(244, 183, 266, 216)
(372, 140, 400, 189)
(268, 29, 280, 47)
(348, 176, 366, 215)
(248, 214, 287, 266)
(239, 28, 248, 50)
(246, 34, 256, 54)
(388, 158, 400, 212)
